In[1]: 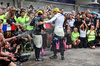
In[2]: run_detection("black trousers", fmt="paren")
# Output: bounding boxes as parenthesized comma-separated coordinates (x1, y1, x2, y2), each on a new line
(88, 39, 99, 46)
(79, 37, 87, 48)
(52, 35, 64, 56)
(42, 34, 47, 48)
(0, 60, 11, 66)
(34, 45, 41, 59)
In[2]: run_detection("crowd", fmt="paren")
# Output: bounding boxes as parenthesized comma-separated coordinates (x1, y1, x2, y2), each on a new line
(0, 3, 100, 66)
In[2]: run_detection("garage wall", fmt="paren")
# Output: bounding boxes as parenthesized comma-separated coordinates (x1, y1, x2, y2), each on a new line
(80, 6, 99, 12)
(23, 1, 75, 12)
(0, 0, 99, 13)
(0, 0, 13, 7)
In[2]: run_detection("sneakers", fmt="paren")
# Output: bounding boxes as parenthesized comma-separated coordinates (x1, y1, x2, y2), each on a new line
(61, 56, 65, 60)
(35, 58, 43, 61)
(49, 55, 57, 59)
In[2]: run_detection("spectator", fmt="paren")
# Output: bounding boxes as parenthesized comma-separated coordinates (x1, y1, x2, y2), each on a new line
(71, 27, 80, 48)
(79, 20, 88, 48)
(72, 10, 75, 18)
(67, 15, 75, 30)
(74, 14, 82, 29)
(65, 30, 72, 49)
(60, 8, 64, 15)
(87, 25, 99, 49)
(0, 33, 16, 66)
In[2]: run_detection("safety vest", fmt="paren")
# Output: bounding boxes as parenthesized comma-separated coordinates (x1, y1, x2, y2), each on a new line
(87, 30, 95, 42)
(26, 17, 34, 30)
(71, 31, 79, 41)
(0, 15, 7, 24)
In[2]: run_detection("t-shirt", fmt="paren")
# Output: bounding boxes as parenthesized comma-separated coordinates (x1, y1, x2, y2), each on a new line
(67, 19, 75, 27)
(65, 33, 72, 43)
(80, 29, 87, 38)
(91, 16, 99, 27)
(7, 18, 16, 25)
(74, 18, 82, 29)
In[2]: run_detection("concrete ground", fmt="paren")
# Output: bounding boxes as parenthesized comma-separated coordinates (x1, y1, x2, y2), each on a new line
(22, 47, 100, 66)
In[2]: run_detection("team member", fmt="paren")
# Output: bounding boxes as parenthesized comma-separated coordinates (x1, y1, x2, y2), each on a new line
(65, 30, 72, 49)
(17, 11, 30, 30)
(79, 20, 88, 48)
(71, 27, 80, 48)
(38, 8, 65, 60)
(87, 25, 99, 49)
(91, 12, 99, 31)
(31, 10, 44, 61)
(0, 33, 16, 66)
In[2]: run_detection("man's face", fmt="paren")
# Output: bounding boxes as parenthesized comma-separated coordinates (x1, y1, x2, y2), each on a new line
(72, 11, 75, 15)
(5, 42, 10, 48)
(74, 28, 78, 33)
(77, 14, 80, 18)
(21, 12, 25, 16)
(91, 26, 94, 30)
(61, 9, 64, 13)
(42, 13, 47, 18)
(92, 14, 96, 17)
(53, 11, 58, 15)
(82, 14, 86, 19)
(0, 20, 2, 23)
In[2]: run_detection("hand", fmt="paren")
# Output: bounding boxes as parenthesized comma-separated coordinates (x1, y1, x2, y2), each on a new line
(38, 22, 44, 25)
(90, 29, 92, 32)
(13, 43, 17, 47)
(50, 4, 52, 7)
(8, 53, 14, 57)
(16, 45, 20, 49)
(12, 36, 16, 39)
(4, 57, 10, 61)
(1, 47, 4, 51)
(27, 6, 29, 9)
(86, 17, 89, 20)
(82, 20, 85, 24)
(15, 5, 17, 8)
(18, 29, 21, 32)
(95, 28, 97, 31)
(25, 38, 28, 41)
(11, 57, 17, 61)
(21, 25, 25, 30)
(88, 23, 91, 26)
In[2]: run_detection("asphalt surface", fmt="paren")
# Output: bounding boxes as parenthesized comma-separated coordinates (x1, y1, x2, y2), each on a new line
(22, 47, 100, 66)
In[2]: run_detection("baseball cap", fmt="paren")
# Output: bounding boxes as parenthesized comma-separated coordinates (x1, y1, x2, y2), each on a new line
(37, 10, 43, 15)
(91, 11, 97, 14)
(53, 8, 60, 12)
